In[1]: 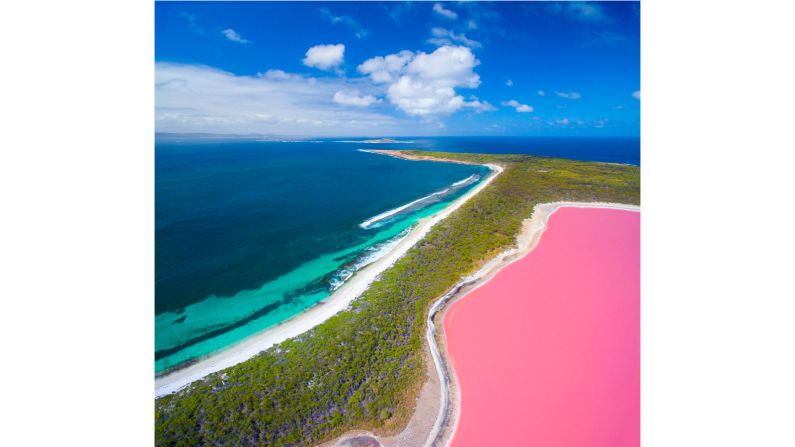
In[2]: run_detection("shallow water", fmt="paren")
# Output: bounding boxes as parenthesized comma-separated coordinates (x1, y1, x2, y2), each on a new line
(156, 139, 485, 372)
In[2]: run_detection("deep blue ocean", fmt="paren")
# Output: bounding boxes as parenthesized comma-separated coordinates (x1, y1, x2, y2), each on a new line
(378, 136, 640, 165)
(155, 136, 639, 372)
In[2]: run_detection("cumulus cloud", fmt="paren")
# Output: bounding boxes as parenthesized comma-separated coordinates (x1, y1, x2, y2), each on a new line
(359, 45, 489, 116)
(632, 90, 641, 100)
(463, 98, 496, 112)
(221, 29, 249, 44)
(155, 62, 397, 135)
(433, 3, 458, 20)
(506, 79, 513, 87)
(303, 44, 345, 71)
(556, 91, 582, 100)
(428, 27, 482, 49)
(333, 90, 381, 107)
(357, 50, 414, 83)
(406, 46, 481, 87)
(320, 8, 369, 39)
(502, 99, 534, 113)
(537, 90, 545, 96)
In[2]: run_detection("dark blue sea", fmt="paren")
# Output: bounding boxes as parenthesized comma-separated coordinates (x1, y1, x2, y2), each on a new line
(379, 136, 640, 165)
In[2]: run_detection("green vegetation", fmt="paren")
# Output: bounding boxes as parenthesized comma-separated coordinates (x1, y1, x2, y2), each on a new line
(155, 152, 640, 447)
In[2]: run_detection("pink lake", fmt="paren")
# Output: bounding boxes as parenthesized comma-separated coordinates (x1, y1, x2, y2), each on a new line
(444, 207, 639, 447)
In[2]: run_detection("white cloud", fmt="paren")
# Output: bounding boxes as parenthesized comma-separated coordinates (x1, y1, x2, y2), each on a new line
(303, 44, 345, 71)
(556, 91, 582, 100)
(632, 90, 641, 100)
(463, 98, 496, 112)
(502, 99, 534, 113)
(221, 29, 249, 44)
(320, 8, 369, 39)
(360, 45, 489, 116)
(433, 3, 458, 20)
(428, 27, 482, 49)
(506, 79, 513, 87)
(387, 76, 464, 116)
(333, 90, 381, 107)
(467, 19, 478, 30)
(357, 50, 414, 83)
(155, 62, 398, 136)
(406, 46, 481, 87)
(257, 69, 302, 81)
(537, 90, 545, 96)
(555, 118, 570, 125)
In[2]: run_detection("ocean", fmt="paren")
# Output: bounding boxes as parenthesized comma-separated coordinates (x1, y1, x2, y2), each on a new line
(155, 136, 639, 373)
(369, 136, 640, 165)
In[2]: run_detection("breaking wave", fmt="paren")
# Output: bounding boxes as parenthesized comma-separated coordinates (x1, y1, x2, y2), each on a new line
(359, 174, 480, 230)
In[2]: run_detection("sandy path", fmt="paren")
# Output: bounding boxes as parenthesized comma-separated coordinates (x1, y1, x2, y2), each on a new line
(155, 159, 503, 398)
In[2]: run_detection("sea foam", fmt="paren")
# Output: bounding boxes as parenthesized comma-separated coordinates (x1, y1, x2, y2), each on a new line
(359, 174, 480, 230)
(328, 227, 413, 291)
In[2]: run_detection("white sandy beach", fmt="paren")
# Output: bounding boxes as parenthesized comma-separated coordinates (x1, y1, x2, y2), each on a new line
(154, 160, 503, 398)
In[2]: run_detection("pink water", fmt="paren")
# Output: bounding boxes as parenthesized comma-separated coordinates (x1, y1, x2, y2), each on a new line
(444, 207, 639, 447)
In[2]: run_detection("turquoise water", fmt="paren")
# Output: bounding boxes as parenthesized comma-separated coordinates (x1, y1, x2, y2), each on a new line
(156, 140, 486, 373)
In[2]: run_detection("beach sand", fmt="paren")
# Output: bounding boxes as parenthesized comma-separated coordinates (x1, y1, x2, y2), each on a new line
(443, 206, 640, 447)
(155, 160, 503, 398)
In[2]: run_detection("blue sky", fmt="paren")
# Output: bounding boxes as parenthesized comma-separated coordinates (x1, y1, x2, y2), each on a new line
(155, 1, 639, 137)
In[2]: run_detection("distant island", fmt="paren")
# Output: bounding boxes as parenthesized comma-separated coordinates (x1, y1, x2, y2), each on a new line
(336, 138, 412, 144)
(361, 138, 403, 143)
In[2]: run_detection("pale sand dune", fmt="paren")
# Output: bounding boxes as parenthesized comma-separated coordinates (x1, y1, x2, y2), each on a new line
(155, 161, 503, 398)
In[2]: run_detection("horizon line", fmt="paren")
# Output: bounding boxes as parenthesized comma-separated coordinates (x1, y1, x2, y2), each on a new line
(155, 132, 641, 140)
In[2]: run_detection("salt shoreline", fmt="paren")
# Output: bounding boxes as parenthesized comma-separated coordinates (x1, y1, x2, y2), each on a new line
(154, 157, 503, 398)
(429, 201, 640, 447)
(441, 205, 640, 446)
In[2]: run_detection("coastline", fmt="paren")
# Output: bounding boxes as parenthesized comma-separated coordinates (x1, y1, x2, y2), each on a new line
(155, 157, 503, 398)
(361, 149, 484, 166)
